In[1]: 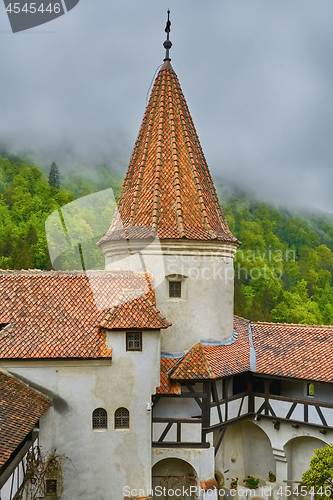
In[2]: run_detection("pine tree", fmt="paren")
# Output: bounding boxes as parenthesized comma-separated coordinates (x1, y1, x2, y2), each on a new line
(48, 162, 60, 189)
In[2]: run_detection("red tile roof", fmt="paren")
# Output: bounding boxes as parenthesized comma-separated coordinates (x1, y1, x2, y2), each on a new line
(99, 61, 239, 246)
(0, 270, 168, 359)
(252, 321, 333, 383)
(159, 317, 333, 384)
(100, 289, 171, 330)
(169, 316, 250, 380)
(156, 357, 181, 394)
(0, 371, 51, 467)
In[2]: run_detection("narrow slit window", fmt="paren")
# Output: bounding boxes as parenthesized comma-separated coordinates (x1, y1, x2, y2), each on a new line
(92, 408, 108, 429)
(307, 383, 315, 397)
(126, 332, 142, 351)
(115, 407, 129, 429)
(169, 281, 181, 298)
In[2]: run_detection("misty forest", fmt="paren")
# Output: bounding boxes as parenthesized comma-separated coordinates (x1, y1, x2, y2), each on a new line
(1, 153, 333, 326)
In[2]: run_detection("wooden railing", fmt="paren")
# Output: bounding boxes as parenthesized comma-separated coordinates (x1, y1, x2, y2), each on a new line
(152, 386, 333, 449)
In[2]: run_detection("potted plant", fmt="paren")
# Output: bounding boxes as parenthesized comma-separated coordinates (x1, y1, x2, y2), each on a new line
(268, 471, 276, 482)
(243, 476, 260, 489)
(227, 478, 238, 489)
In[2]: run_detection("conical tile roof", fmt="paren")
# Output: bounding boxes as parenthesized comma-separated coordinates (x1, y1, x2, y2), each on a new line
(100, 60, 239, 245)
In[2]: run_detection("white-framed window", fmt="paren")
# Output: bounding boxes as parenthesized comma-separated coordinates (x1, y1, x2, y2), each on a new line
(166, 274, 188, 301)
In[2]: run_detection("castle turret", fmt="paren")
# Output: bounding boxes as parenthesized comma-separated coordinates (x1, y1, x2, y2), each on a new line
(99, 12, 240, 353)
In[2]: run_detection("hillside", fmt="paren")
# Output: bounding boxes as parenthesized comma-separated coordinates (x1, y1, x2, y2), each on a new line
(1, 154, 333, 325)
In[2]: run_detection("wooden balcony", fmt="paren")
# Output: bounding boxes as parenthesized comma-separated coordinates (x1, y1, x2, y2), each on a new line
(152, 379, 333, 450)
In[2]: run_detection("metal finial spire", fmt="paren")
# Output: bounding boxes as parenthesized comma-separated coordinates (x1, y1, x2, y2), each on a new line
(163, 10, 172, 61)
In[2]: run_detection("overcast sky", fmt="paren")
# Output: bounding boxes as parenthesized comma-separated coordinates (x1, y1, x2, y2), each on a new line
(1, 0, 333, 213)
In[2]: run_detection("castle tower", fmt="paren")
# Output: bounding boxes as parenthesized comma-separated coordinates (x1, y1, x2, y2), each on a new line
(99, 12, 240, 353)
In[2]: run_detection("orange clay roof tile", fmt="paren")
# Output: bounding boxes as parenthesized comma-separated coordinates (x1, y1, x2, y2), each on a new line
(99, 64, 239, 246)
(0, 270, 169, 359)
(160, 317, 333, 384)
(100, 290, 171, 330)
(169, 316, 250, 380)
(252, 321, 333, 383)
(156, 357, 181, 394)
(0, 371, 51, 467)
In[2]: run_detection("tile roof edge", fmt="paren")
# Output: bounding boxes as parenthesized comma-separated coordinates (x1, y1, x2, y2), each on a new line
(161, 351, 185, 359)
(0, 269, 153, 276)
(201, 328, 238, 346)
(234, 314, 251, 323)
(252, 321, 333, 329)
(0, 369, 52, 404)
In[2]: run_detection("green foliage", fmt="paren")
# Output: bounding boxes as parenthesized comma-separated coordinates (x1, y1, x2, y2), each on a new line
(0, 152, 123, 271)
(48, 162, 60, 189)
(222, 191, 333, 325)
(3, 149, 333, 328)
(302, 445, 333, 499)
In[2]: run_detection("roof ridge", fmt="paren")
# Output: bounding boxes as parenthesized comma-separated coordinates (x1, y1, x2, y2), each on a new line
(0, 269, 151, 276)
(167, 72, 185, 237)
(170, 342, 216, 379)
(234, 314, 251, 323)
(252, 320, 333, 328)
(151, 71, 166, 229)
(197, 343, 217, 378)
(140, 294, 171, 328)
(100, 64, 239, 244)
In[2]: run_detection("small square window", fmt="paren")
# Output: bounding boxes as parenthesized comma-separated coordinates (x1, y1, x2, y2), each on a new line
(126, 332, 142, 351)
(169, 281, 181, 298)
(45, 479, 57, 495)
(307, 383, 315, 397)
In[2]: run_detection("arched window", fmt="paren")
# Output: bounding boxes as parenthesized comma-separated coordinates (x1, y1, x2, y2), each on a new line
(114, 407, 129, 429)
(92, 408, 107, 429)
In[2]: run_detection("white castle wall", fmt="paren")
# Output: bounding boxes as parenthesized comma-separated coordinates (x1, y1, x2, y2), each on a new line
(1, 329, 160, 500)
(102, 239, 238, 353)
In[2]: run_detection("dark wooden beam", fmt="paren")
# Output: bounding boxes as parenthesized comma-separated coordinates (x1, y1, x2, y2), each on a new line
(285, 402, 297, 419)
(237, 396, 245, 418)
(153, 417, 202, 424)
(184, 384, 203, 409)
(157, 422, 173, 442)
(210, 391, 248, 408)
(214, 427, 227, 456)
(212, 381, 223, 423)
(316, 406, 328, 427)
(153, 393, 207, 399)
(264, 379, 270, 416)
(152, 442, 210, 449)
(177, 423, 181, 443)
(201, 382, 211, 444)
(0, 429, 38, 489)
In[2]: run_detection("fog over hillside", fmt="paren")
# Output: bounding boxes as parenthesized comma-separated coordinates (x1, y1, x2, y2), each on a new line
(1, 0, 333, 213)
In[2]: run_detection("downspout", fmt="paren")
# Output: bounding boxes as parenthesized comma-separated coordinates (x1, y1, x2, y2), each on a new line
(248, 322, 256, 372)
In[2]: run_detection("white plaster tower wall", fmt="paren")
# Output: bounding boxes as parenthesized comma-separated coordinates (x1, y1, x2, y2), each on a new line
(103, 239, 238, 353)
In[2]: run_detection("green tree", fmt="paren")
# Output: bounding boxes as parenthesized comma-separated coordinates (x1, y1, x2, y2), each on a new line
(302, 445, 333, 499)
(48, 162, 60, 189)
